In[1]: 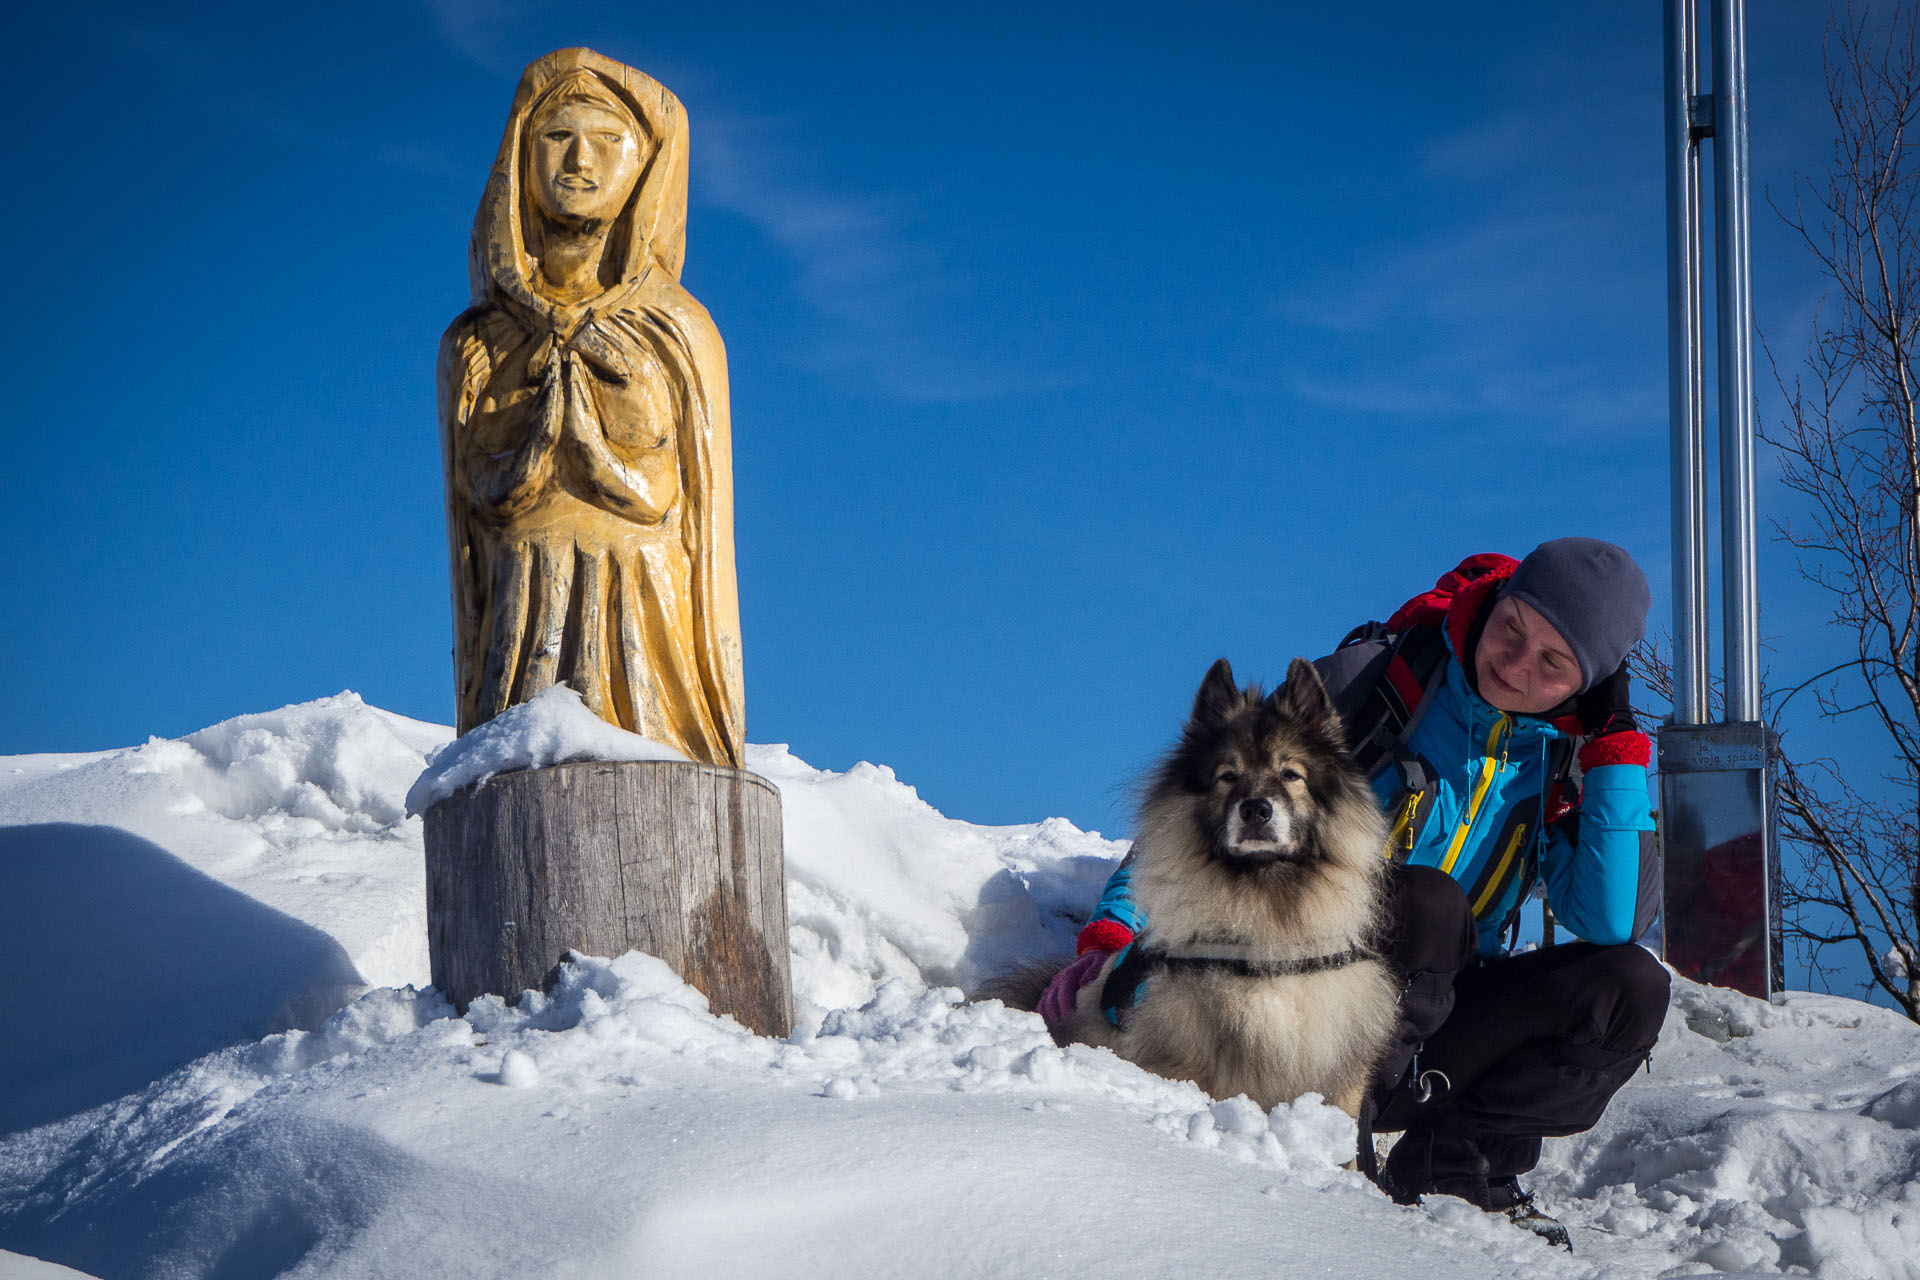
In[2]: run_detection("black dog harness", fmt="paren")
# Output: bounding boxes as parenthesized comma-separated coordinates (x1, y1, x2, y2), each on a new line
(1100, 941, 1376, 1023)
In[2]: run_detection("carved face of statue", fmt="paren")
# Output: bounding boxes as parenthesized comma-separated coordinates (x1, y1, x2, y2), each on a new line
(528, 100, 647, 227)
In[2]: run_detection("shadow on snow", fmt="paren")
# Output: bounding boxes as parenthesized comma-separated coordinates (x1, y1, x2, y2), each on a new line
(0, 823, 366, 1137)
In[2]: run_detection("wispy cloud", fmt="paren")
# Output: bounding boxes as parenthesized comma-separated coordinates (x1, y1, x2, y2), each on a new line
(1275, 114, 1666, 442)
(419, 0, 546, 79)
(1417, 117, 1535, 184)
(415, 5, 1027, 400)
(693, 110, 1073, 403)
(1280, 209, 1619, 334)
(90, 10, 470, 185)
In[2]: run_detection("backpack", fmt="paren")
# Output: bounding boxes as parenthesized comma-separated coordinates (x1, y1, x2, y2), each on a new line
(1336, 552, 1524, 789)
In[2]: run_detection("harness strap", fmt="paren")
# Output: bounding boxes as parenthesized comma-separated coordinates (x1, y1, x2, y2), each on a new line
(1101, 943, 1376, 1020)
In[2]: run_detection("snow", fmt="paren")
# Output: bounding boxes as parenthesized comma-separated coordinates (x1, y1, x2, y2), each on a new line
(0, 1252, 98, 1279)
(403, 685, 689, 816)
(2, 695, 1918, 1279)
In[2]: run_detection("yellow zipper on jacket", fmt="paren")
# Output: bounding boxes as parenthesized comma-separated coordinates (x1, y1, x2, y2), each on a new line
(1440, 712, 1511, 876)
(1386, 789, 1423, 858)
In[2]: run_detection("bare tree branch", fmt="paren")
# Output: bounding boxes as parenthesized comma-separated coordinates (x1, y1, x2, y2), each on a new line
(1694, 6, 1920, 1021)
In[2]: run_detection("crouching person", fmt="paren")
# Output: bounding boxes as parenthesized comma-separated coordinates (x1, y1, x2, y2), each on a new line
(1046, 538, 1670, 1249)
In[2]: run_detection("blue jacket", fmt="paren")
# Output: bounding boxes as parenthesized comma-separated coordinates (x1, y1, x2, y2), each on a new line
(1348, 647, 1652, 955)
(1084, 564, 1657, 959)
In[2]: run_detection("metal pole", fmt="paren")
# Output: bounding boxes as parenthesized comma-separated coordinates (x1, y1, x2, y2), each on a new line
(1712, 0, 1763, 721)
(1659, 0, 1781, 998)
(1666, 0, 1711, 725)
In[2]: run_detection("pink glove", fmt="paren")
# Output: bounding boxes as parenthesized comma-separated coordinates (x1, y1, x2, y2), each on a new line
(1037, 950, 1109, 1026)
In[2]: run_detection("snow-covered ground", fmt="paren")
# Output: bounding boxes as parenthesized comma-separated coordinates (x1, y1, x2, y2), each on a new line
(1, 695, 1916, 1279)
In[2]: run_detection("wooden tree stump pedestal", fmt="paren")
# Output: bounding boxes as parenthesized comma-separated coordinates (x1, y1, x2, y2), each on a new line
(424, 759, 791, 1036)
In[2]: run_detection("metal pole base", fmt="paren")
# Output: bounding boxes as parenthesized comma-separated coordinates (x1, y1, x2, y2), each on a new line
(1657, 721, 1781, 997)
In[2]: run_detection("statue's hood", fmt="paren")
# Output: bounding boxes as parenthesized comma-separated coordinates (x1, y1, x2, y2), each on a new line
(468, 47, 691, 315)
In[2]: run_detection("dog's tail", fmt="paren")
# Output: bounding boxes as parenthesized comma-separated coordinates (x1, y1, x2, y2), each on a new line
(969, 957, 1073, 1013)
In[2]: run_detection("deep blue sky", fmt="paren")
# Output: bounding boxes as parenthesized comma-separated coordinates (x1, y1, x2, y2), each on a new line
(2, 1, 1846, 838)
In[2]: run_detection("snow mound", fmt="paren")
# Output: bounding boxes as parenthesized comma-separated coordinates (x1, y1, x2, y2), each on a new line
(749, 743, 1120, 1023)
(0, 696, 1125, 1132)
(0, 821, 368, 1136)
(5, 695, 1920, 1280)
(0, 696, 449, 1096)
(479, 949, 1358, 1186)
(405, 685, 690, 816)
(131, 693, 439, 832)
(0, 956, 1388, 1280)
(1540, 977, 1920, 1279)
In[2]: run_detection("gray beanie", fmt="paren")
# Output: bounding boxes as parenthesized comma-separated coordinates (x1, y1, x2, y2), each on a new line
(1499, 537, 1651, 692)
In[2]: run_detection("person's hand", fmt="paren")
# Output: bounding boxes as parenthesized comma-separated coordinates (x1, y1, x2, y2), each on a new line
(1575, 663, 1652, 770)
(1037, 951, 1108, 1026)
(1576, 664, 1637, 738)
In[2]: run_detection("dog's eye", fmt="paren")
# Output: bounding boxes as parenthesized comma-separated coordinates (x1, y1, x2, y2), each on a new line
(1216, 768, 1239, 785)
(1279, 765, 1306, 784)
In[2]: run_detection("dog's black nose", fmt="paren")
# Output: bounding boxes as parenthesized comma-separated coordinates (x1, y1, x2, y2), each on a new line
(1240, 797, 1273, 825)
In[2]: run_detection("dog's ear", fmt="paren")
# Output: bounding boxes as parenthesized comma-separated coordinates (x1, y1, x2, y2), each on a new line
(1272, 657, 1342, 739)
(1191, 658, 1240, 727)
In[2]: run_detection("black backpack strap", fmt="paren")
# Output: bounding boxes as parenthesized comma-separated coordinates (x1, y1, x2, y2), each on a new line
(1548, 736, 1577, 786)
(1322, 615, 1457, 866)
(1342, 622, 1450, 790)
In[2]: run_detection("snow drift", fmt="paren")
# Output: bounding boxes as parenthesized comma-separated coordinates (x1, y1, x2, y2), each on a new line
(1, 695, 1917, 1279)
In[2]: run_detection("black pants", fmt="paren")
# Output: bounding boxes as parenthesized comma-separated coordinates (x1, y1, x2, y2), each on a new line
(1369, 864, 1669, 1183)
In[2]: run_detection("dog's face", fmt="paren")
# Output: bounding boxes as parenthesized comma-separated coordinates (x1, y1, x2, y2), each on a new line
(1167, 657, 1352, 869)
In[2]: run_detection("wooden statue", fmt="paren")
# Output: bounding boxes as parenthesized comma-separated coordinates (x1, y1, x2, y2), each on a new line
(427, 51, 789, 1033)
(438, 48, 743, 767)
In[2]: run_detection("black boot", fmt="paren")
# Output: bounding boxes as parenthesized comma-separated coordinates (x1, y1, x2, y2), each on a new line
(1376, 1111, 1481, 1206)
(1375, 1123, 1433, 1206)
(1376, 1122, 1572, 1251)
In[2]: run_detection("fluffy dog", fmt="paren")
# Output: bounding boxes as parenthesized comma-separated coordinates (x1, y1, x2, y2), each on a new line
(991, 657, 1397, 1116)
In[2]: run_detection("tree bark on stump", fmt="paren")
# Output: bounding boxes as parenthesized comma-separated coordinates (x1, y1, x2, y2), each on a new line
(423, 759, 791, 1036)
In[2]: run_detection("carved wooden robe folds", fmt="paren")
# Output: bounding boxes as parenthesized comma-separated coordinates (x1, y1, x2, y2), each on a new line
(438, 48, 743, 766)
